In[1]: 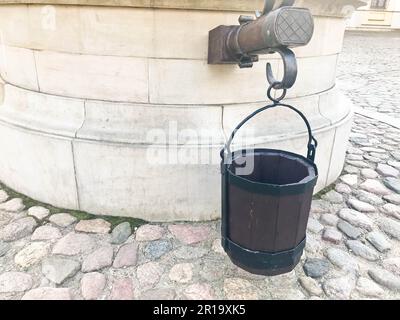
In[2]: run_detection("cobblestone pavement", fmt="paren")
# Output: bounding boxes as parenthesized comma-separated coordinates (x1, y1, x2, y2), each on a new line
(1, 32, 400, 300)
(337, 31, 400, 118)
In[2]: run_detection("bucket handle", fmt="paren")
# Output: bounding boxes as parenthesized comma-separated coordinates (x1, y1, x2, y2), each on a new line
(221, 102, 318, 162)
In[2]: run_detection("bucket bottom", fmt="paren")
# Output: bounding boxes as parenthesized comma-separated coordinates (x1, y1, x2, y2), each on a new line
(223, 237, 306, 276)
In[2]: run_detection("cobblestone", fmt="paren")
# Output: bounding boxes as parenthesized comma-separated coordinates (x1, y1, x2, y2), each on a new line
(0, 32, 399, 300)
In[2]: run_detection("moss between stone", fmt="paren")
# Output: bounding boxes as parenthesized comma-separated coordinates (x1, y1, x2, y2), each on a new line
(0, 180, 146, 230)
(314, 183, 336, 200)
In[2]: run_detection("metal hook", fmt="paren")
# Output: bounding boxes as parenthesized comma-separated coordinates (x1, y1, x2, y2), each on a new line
(266, 47, 297, 90)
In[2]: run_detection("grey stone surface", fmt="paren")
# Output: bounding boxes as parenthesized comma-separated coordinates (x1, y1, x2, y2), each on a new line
(49, 213, 77, 227)
(143, 239, 172, 260)
(0, 217, 37, 242)
(346, 240, 379, 261)
(325, 248, 359, 272)
(368, 269, 400, 291)
(322, 228, 342, 244)
(366, 231, 392, 253)
(354, 190, 384, 205)
(384, 194, 400, 205)
(379, 218, 400, 240)
(0, 241, 10, 257)
(82, 246, 114, 272)
(303, 259, 330, 278)
(337, 220, 363, 239)
(384, 177, 400, 194)
(307, 218, 324, 234)
(338, 209, 374, 231)
(110, 222, 131, 244)
(321, 190, 343, 204)
(348, 199, 376, 212)
(42, 257, 81, 284)
(323, 274, 356, 300)
(377, 164, 399, 178)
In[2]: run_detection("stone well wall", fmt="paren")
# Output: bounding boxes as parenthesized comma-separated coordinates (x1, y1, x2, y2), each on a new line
(0, 0, 366, 221)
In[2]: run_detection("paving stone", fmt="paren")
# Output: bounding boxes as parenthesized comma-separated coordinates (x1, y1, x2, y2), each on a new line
(183, 283, 215, 300)
(42, 256, 80, 284)
(52, 232, 96, 256)
(0, 198, 25, 212)
(325, 248, 359, 272)
(346, 240, 379, 261)
(377, 164, 399, 178)
(14, 242, 51, 268)
(21, 287, 71, 300)
(305, 235, 322, 254)
(321, 190, 343, 204)
(298, 277, 323, 296)
(0, 241, 11, 257)
(136, 262, 163, 286)
(0, 272, 33, 293)
(356, 277, 384, 298)
(384, 177, 400, 194)
(335, 183, 352, 194)
(0, 217, 37, 242)
(135, 225, 165, 241)
(340, 174, 358, 187)
(27, 206, 50, 220)
(337, 220, 363, 239)
(75, 219, 111, 234)
(49, 213, 77, 227)
(168, 225, 210, 245)
(366, 231, 392, 253)
(360, 179, 391, 195)
(224, 278, 258, 300)
(81, 272, 106, 300)
(110, 222, 131, 244)
(303, 258, 330, 278)
(388, 160, 400, 170)
(382, 203, 400, 220)
(143, 239, 172, 260)
(354, 190, 384, 205)
(31, 225, 62, 241)
(322, 228, 342, 244)
(109, 278, 135, 300)
(384, 194, 400, 205)
(140, 288, 176, 300)
(311, 200, 332, 214)
(379, 218, 400, 240)
(173, 246, 208, 260)
(320, 214, 339, 226)
(368, 268, 400, 291)
(347, 160, 370, 168)
(348, 199, 376, 213)
(361, 169, 379, 179)
(347, 154, 364, 161)
(382, 257, 400, 276)
(323, 274, 356, 299)
(347, 147, 363, 155)
(199, 259, 225, 281)
(338, 209, 374, 231)
(113, 243, 138, 268)
(307, 218, 324, 234)
(0, 190, 8, 203)
(169, 263, 193, 283)
(344, 166, 359, 174)
(391, 151, 400, 161)
(82, 246, 114, 272)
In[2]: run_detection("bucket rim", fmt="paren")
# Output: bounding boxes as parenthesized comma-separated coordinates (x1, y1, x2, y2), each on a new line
(224, 148, 318, 195)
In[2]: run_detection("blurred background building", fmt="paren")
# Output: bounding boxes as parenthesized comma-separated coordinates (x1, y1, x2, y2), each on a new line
(347, 0, 400, 30)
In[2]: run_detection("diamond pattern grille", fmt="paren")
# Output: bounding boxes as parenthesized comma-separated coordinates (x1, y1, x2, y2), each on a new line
(276, 9, 314, 46)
